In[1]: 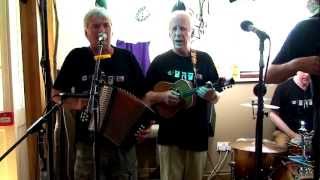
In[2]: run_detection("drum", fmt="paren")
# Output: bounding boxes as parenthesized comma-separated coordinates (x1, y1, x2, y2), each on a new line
(231, 138, 287, 179)
(272, 161, 313, 180)
(89, 85, 155, 149)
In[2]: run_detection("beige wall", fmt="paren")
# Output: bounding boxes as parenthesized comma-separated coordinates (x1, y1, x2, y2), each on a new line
(207, 82, 277, 173)
(0, 0, 18, 180)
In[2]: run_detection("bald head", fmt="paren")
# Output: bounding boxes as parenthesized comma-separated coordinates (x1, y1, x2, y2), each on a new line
(169, 11, 193, 56)
(169, 11, 192, 31)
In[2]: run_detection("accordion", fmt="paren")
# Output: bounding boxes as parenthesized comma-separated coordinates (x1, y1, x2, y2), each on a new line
(89, 85, 154, 149)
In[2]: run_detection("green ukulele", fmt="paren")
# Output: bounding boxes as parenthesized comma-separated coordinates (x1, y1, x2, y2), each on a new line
(153, 78, 234, 118)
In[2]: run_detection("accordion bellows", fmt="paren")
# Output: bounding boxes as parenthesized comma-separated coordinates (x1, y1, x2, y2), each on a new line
(89, 85, 155, 149)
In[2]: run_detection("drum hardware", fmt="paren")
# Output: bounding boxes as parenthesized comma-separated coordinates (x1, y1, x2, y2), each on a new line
(274, 120, 315, 180)
(297, 166, 313, 179)
(288, 156, 313, 168)
(298, 120, 307, 133)
(271, 159, 314, 180)
(230, 138, 287, 179)
(240, 101, 279, 120)
(229, 161, 236, 180)
(286, 143, 314, 179)
(297, 121, 313, 161)
(288, 121, 314, 161)
(240, 101, 279, 110)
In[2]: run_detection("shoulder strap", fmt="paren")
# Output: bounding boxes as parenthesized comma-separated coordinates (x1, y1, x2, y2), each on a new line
(191, 49, 198, 87)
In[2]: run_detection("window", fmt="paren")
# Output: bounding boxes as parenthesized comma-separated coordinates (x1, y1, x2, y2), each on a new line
(55, 0, 311, 76)
(0, 50, 3, 111)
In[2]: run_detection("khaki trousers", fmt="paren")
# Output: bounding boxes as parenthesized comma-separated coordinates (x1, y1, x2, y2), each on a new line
(159, 145, 207, 180)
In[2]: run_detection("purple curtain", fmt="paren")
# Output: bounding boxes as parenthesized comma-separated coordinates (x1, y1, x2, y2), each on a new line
(116, 40, 151, 75)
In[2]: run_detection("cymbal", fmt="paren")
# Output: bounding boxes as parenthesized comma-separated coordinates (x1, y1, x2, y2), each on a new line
(230, 138, 286, 154)
(240, 103, 279, 110)
(248, 97, 271, 101)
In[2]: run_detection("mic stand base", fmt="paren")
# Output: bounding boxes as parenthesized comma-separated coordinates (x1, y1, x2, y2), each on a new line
(0, 103, 60, 178)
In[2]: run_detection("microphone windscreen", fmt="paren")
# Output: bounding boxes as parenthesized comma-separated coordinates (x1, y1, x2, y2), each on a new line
(98, 32, 107, 41)
(240, 20, 253, 32)
(172, 1, 186, 12)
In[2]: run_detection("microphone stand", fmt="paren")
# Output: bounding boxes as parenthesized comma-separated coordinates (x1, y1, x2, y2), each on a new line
(0, 104, 60, 163)
(253, 35, 268, 179)
(311, 76, 320, 179)
(39, 0, 54, 179)
(85, 40, 104, 180)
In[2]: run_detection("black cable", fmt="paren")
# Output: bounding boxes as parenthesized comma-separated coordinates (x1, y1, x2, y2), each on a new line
(263, 39, 272, 83)
(53, 0, 59, 78)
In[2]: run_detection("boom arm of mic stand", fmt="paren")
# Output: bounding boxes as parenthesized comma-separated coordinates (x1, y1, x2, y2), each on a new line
(0, 103, 60, 162)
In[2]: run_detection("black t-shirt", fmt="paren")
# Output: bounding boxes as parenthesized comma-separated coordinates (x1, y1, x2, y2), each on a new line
(146, 49, 219, 151)
(272, 13, 320, 132)
(53, 46, 146, 142)
(54, 46, 146, 96)
(271, 79, 313, 132)
(273, 13, 320, 65)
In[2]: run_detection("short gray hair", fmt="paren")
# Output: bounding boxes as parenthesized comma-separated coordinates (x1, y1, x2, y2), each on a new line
(83, 7, 111, 28)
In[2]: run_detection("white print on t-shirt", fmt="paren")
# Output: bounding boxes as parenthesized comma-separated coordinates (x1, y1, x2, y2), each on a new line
(81, 75, 88, 81)
(196, 73, 203, 80)
(116, 76, 125, 82)
(167, 69, 201, 81)
(291, 99, 313, 108)
(106, 75, 125, 86)
(108, 76, 114, 85)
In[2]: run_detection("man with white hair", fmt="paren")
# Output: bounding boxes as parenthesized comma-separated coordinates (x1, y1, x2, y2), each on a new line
(144, 11, 220, 180)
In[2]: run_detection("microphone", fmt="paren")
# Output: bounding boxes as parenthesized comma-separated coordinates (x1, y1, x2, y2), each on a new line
(240, 20, 269, 39)
(98, 32, 107, 42)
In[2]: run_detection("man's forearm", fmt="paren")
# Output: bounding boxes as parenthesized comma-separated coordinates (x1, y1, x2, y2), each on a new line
(266, 63, 297, 84)
(269, 112, 298, 138)
(143, 91, 163, 106)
